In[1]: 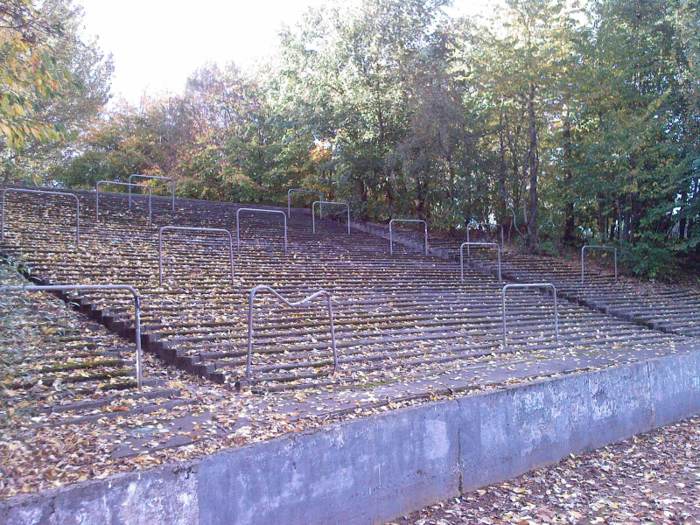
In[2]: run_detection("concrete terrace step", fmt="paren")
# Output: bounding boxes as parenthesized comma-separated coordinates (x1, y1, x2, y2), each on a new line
(1, 187, 697, 394)
(436, 240, 700, 340)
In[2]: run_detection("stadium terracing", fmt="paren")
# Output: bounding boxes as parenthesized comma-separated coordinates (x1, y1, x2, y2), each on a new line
(1, 186, 699, 524)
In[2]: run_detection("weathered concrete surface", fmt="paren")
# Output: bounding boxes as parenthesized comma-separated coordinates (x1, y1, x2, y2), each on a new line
(648, 350, 700, 427)
(198, 402, 460, 525)
(2, 346, 699, 525)
(0, 462, 199, 525)
(350, 221, 450, 258)
(458, 361, 654, 490)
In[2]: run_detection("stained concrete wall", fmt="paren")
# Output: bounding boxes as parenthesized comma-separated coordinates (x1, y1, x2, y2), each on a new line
(197, 402, 460, 525)
(1, 463, 199, 525)
(3, 347, 699, 525)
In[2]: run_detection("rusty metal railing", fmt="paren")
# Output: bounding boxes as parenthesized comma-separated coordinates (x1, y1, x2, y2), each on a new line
(581, 245, 618, 283)
(312, 201, 350, 235)
(158, 226, 235, 286)
(389, 219, 428, 255)
(246, 285, 338, 379)
(460, 242, 501, 282)
(0, 284, 143, 389)
(236, 208, 288, 253)
(96, 181, 151, 224)
(502, 283, 559, 347)
(128, 174, 176, 211)
(1, 188, 80, 246)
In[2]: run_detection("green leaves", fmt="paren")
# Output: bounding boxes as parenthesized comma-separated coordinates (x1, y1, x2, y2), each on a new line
(0, 0, 68, 149)
(1, 0, 113, 186)
(32, 0, 700, 277)
(562, 0, 700, 275)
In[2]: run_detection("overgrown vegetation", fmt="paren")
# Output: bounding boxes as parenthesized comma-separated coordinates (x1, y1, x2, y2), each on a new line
(2, 0, 699, 278)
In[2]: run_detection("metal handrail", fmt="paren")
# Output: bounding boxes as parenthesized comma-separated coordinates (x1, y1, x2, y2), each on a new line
(460, 242, 501, 282)
(246, 285, 338, 379)
(312, 201, 350, 235)
(0, 284, 143, 389)
(128, 174, 176, 211)
(389, 219, 428, 256)
(502, 283, 559, 347)
(1, 188, 80, 246)
(96, 181, 151, 224)
(467, 222, 504, 249)
(581, 245, 618, 283)
(236, 208, 288, 253)
(287, 189, 323, 218)
(158, 226, 235, 286)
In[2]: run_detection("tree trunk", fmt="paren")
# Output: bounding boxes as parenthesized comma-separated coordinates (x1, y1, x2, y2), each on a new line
(562, 115, 577, 245)
(526, 83, 539, 248)
(498, 114, 508, 227)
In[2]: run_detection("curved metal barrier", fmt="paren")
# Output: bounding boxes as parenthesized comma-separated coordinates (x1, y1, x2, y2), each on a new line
(389, 219, 428, 256)
(158, 226, 235, 286)
(128, 174, 176, 211)
(312, 201, 350, 235)
(96, 181, 151, 224)
(246, 285, 338, 379)
(1, 188, 80, 246)
(466, 222, 504, 248)
(236, 208, 288, 253)
(0, 284, 143, 389)
(502, 283, 559, 347)
(581, 245, 618, 283)
(287, 189, 323, 218)
(460, 242, 501, 282)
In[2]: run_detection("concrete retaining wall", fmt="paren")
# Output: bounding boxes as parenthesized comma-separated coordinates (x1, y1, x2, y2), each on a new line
(3, 347, 699, 525)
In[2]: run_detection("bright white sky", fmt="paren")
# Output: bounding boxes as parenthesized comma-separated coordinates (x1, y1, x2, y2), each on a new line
(79, 0, 495, 106)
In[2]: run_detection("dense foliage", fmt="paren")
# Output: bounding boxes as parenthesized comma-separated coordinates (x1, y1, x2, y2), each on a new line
(0, 0, 67, 149)
(2, 0, 699, 277)
(0, 0, 113, 185)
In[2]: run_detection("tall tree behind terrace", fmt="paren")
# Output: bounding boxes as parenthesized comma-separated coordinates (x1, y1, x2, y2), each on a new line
(570, 0, 700, 276)
(1, 0, 112, 185)
(275, 0, 452, 220)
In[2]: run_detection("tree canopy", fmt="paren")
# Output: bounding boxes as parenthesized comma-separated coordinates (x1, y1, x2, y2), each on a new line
(0, 0, 67, 148)
(8, 0, 700, 278)
(0, 0, 112, 184)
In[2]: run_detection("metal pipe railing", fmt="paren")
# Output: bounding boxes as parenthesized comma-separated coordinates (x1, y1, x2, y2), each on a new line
(466, 222, 504, 249)
(236, 208, 288, 253)
(0, 284, 143, 389)
(460, 242, 501, 282)
(1, 188, 80, 246)
(389, 219, 428, 256)
(128, 174, 176, 211)
(581, 245, 618, 283)
(246, 285, 338, 379)
(96, 181, 151, 224)
(158, 226, 235, 286)
(287, 189, 323, 218)
(312, 201, 350, 235)
(502, 283, 559, 347)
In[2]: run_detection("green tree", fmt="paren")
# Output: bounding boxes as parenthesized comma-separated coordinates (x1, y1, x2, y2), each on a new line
(275, 0, 452, 220)
(570, 0, 700, 276)
(395, 18, 482, 230)
(7, 0, 113, 185)
(464, 0, 582, 248)
(55, 101, 151, 188)
(0, 0, 69, 151)
(178, 62, 286, 202)
(55, 94, 195, 189)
